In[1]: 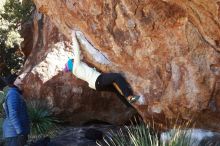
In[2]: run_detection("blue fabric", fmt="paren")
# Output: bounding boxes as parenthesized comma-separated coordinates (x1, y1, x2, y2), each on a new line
(67, 59, 74, 72)
(3, 87, 30, 138)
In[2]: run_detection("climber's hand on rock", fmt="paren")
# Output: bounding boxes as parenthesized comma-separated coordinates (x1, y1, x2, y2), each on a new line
(75, 31, 84, 39)
(71, 30, 76, 41)
(70, 30, 79, 48)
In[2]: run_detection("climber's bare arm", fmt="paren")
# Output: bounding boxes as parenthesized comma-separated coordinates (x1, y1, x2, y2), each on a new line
(71, 31, 81, 66)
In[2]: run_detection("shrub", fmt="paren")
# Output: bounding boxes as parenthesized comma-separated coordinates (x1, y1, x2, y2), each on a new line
(27, 99, 59, 139)
(97, 118, 194, 146)
(161, 129, 194, 146)
(97, 118, 159, 146)
(0, 0, 34, 76)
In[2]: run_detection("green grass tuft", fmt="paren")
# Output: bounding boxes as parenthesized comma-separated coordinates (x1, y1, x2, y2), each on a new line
(27, 99, 60, 139)
(97, 117, 194, 146)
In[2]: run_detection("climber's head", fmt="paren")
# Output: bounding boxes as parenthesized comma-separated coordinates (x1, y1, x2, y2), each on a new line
(64, 59, 74, 72)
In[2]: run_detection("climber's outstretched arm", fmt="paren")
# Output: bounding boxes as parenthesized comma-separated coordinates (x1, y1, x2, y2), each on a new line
(71, 31, 81, 67)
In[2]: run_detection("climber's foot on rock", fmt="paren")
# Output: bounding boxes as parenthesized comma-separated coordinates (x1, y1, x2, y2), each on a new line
(128, 95, 140, 104)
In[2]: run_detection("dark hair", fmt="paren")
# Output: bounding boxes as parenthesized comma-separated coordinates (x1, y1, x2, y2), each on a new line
(3, 74, 18, 86)
(0, 77, 6, 90)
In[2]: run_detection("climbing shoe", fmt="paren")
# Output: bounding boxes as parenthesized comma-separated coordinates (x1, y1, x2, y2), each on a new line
(128, 95, 140, 104)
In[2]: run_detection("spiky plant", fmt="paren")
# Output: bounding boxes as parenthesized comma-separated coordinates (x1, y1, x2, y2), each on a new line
(97, 118, 160, 146)
(27, 99, 59, 139)
(97, 118, 194, 146)
(162, 118, 194, 146)
(162, 127, 194, 146)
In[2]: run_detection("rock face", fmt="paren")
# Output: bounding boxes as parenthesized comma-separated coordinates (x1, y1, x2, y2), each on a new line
(21, 11, 135, 125)
(23, 0, 220, 130)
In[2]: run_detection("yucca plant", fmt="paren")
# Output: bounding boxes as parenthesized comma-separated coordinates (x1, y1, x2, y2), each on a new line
(97, 117, 194, 146)
(27, 99, 59, 139)
(162, 118, 194, 146)
(164, 130, 193, 146)
(97, 118, 160, 146)
(162, 126, 194, 146)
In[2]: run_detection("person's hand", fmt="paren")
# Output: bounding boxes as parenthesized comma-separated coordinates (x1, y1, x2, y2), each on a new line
(71, 30, 77, 42)
(70, 30, 78, 48)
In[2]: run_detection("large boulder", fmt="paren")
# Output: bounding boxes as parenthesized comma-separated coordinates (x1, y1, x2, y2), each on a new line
(21, 11, 135, 125)
(22, 0, 220, 130)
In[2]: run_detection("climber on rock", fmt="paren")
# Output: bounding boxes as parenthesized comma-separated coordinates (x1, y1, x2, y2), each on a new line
(63, 31, 140, 104)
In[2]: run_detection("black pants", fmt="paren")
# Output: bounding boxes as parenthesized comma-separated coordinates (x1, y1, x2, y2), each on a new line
(95, 73, 133, 107)
(4, 135, 28, 146)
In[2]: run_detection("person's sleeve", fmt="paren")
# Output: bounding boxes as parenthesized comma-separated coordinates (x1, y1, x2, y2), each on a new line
(72, 32, 81, 68)
(7, 93, 23, 134)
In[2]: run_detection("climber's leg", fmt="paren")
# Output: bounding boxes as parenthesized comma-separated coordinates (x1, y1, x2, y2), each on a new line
(96, 73, 132, 97)
(99, 84, 133, 108)
(95, 73, 139, 103)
